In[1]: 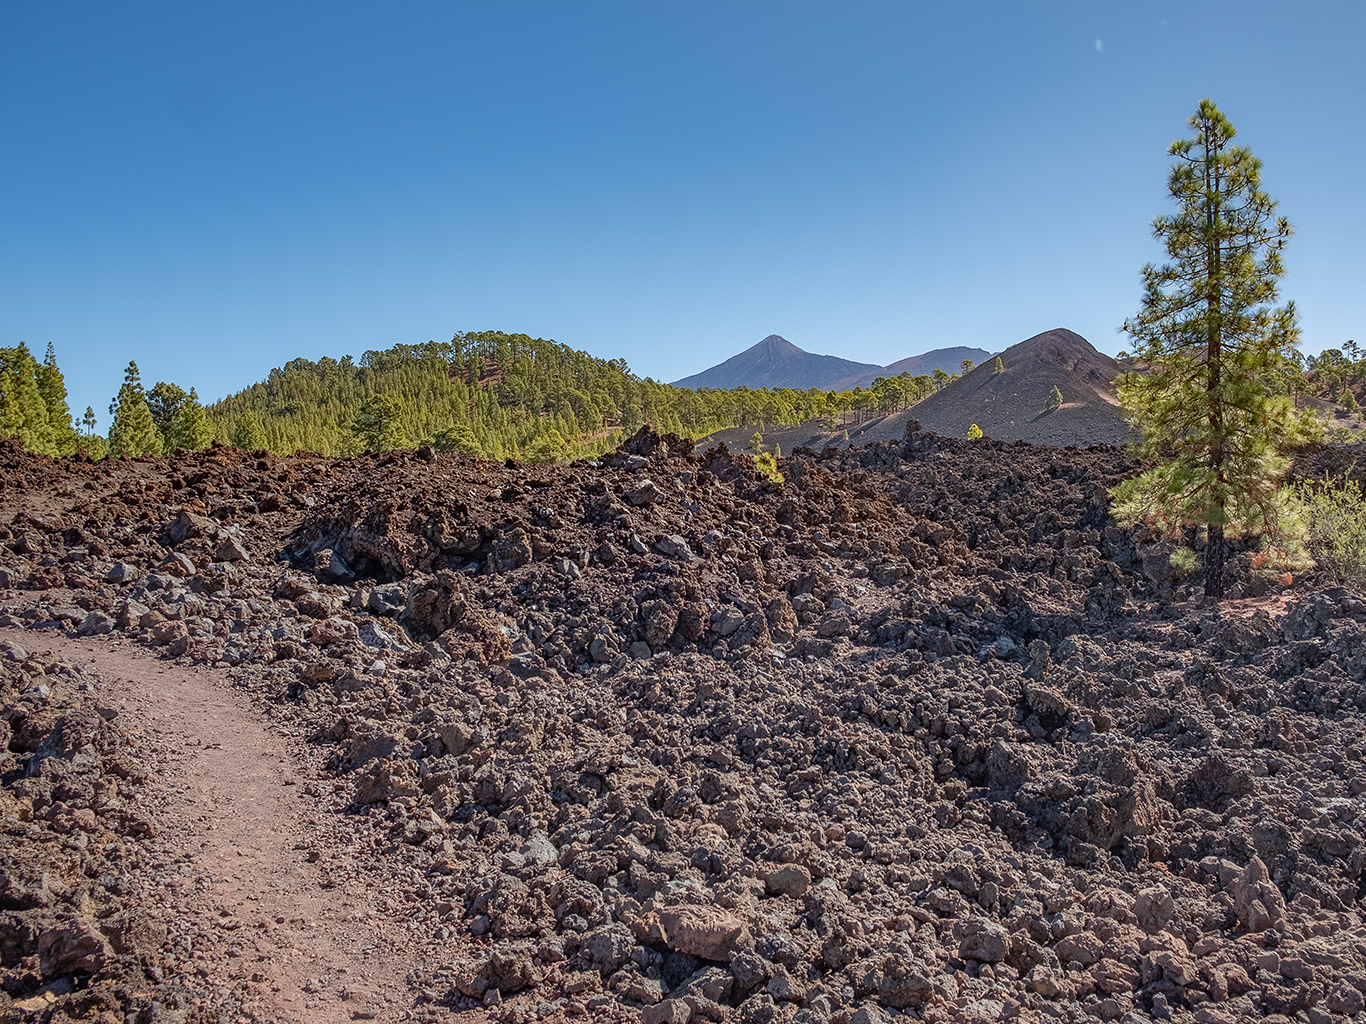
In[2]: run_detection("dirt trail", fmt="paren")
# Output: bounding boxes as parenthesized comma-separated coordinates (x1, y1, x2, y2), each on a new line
(0, 627, 418, 1023)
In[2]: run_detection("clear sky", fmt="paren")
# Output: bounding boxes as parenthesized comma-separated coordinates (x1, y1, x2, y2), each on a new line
(3, 2, 1363, 423)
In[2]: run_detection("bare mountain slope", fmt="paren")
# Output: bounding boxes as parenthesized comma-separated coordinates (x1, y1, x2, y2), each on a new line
(910, 327, 1132, 445)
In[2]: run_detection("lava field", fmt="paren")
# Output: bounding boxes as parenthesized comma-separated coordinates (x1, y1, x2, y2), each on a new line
(3, 426, 1366, 1024)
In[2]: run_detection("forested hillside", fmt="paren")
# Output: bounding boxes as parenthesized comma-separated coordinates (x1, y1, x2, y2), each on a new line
(203, 331, 942, 460)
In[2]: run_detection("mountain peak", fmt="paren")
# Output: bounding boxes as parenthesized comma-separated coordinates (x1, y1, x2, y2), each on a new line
(754, 334, 798, 351)
(906, 328, 1130, 445)
(671, 335, 881, 390)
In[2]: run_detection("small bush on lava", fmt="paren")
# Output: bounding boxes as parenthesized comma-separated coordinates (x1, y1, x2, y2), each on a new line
(1295, 472, 1366, 587)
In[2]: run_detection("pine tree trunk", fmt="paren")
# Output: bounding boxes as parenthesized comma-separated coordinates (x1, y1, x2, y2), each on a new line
(1202, 117, 1226, 604)
(1205, 525, 1225, 600)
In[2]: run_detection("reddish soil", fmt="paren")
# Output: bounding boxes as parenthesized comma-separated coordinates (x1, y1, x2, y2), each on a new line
(0, 621, 422, 1023)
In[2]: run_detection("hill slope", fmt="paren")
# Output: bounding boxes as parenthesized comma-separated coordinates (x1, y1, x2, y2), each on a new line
(909, 327, 1130, 445)
(671, 335, 882, 390)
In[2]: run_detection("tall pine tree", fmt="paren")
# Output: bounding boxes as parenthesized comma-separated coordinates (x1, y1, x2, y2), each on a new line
(168, 389, 215, 450)
(231, 408, 268, 450)
(1113, 100, 1310, 599)
(35, 343, 80, 455)
(107, 362, 164, 458)
(148, 381, 215, 451)
(0, 344, 52, 453)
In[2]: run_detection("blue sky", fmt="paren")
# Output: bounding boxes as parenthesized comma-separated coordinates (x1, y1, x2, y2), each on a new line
(2, 2, 1363, 422)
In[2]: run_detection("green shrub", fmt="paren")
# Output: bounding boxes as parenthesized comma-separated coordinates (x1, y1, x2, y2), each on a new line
(1044, 386, 1063, 412)
(1294, 473, 1366, 587)
(967, 423, 983, 440)
(754, 451, 784, 484)
(1169, 547, 1199, 577)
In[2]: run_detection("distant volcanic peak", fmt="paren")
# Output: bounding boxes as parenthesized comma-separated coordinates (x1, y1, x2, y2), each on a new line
(755, 334, 797, 351)
(671, 335, 882, 391)
(747, 335, 803, 364)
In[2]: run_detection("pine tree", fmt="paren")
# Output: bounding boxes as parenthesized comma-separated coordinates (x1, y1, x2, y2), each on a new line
(961, 359, 975, 375)
(168, 389, 215, 451)
(1112, 99, 1309, 600)
(993, 356, 1005, 374)
(82, 407, 97, 435)
(348, 394, 408, 452)
(107, 361, 164, 457)
(35, 343, 79, 455)
(523, 428, 568, 464)
(0, 344, 52, 452)
(1044, 386, 1063, 412)
(232, 408, 268, 450)
(147, 382, 190, 436)
(432, 422, 483, 456)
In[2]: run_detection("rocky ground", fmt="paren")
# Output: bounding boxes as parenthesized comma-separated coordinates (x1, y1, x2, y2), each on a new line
(1, 425, 1365, 1024)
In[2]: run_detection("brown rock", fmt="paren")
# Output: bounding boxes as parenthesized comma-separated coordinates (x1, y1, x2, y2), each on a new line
(815, 610, 851, 638)
(1326, 980, 1366, 1015)
(168, 510, 217, 545)
(641, 600, 681, 648)
(764, 596, 798, 643)
(295, 591, 337, 619)
(1205, 963, 1253, 1002)
(1134, 886, 1174, 932)
(657, 906, 750, 962)
(626, 480, 661, 507)
(352, 758, 421, 805)
(1091, 957, 1139, 995)
(1025, 964, 1071, 998)
(151, 620, 189, 645)
(878, 967, 936, 1008)
(310, 616, 358, 646)
(488, 529, 533, 571)
(1231, 856, 1287, 932)
(764, 863, 811, 897)
(641, 999, 692, 1024)
(732, 612, 771, 650)
(1154, 949, 1199, 985)
(676, 602, 708, 642)
(1054, 931, 1105, 966)
(158, 551, 197, 576)
(38, 917, 111, 977)
(438, 612, 512, 666)
(404, 571, 469, 634)
(105, 911, 169, 956)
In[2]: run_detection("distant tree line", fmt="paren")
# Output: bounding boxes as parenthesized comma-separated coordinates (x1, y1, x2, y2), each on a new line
(6, 326, 1360, 464)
